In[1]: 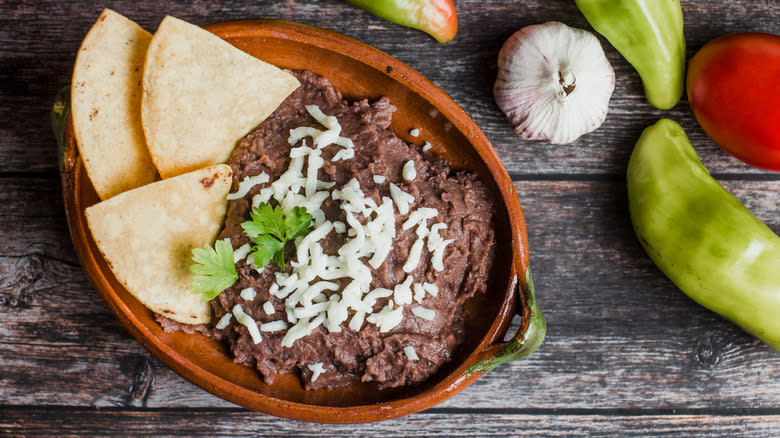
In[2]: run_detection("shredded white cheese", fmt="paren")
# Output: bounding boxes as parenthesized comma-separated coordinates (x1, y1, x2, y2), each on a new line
(422, 141, 432, 152)
(308, 362, 326, 382)
(373, 174, 386, 184)
(240, 287, 256, 301)
(409, 128, 420, 137)
(232, 304, 262, 344)
(263, 301, 275, 315)
(332, 221, 346, 233)
(402, 160, 417, 182)
(403, 208, 438, 231)
(305, 146, 324, 198)
(412, 282, 439, 303)
(426, 223, 454, 271)
(260, 320, 288, 332)
(422, 282, 439, 296)
(412, 306, 436, 321)
(366, 300, 403, 332)
(293, 301, 329, 319)
(282, 314, 325, 347)
(323, 318, 342, 333)
(393, 276, 414, 305)
(288, 105, 354, 157)
(215, 313, 232, 330)
(286, 306, 298, 324)
(362, 288, 393, 308)
(366, 197, 396, 269)
(227, 172, 270, 200)
(349, 311, 366, 331)
(252, 187, 274, 207)
(327, 300, 349, 327)
(413, 283, 426, 303)
(233, 243, 251, 263)
(403, 346, 419, 361)
(389, 183, 414, 215)
(332, 147, 355, 161)
(400, 208, 439, 272)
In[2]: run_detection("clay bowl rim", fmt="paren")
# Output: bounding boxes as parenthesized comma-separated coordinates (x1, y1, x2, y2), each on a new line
(59, 18, 530, 423)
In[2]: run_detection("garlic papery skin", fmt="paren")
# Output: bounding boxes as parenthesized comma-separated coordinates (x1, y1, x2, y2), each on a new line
(494, 21, 615, 145)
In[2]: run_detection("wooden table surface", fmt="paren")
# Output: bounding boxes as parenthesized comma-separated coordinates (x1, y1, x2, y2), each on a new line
(2, 0, 779, 436)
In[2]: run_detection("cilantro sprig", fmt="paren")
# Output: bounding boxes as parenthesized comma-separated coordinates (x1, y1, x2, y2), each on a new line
(186, 203, 312, 302)
(241, 203, 313, 269)
(187, 239, 238, 301)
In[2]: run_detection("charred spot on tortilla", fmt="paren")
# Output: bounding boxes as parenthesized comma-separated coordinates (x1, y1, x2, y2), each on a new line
(200, 176, 216, 189)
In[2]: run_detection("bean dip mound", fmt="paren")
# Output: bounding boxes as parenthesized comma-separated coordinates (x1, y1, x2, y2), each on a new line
(165, 71, 496, 390)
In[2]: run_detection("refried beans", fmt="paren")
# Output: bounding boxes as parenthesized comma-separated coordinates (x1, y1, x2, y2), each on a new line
(162, 71, 496, 390)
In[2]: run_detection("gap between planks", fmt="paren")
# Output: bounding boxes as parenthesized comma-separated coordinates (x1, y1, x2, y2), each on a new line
(2, 405, 780, 417)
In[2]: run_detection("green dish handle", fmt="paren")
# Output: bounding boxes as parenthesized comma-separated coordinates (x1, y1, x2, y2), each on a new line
(468, 266, 546, 375)
(52, 85, 71, 175)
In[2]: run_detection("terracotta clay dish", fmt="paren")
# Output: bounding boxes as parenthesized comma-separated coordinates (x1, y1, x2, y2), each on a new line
(54, 19, 545, 423)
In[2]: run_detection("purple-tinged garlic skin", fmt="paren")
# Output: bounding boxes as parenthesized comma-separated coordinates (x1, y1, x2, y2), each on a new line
(494, 21, 615, 145)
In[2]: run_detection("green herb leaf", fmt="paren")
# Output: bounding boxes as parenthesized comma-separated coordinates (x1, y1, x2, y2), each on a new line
(251, 234, 284, 268)
(241, 203, 313, 270)
(188, 239, 238, 301)
(284, 206, 313, 240)
(242, 203, 286, 239)
(272, 248, 286, 270)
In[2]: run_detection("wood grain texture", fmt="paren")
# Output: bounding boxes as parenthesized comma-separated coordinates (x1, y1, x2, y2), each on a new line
(2, 409, 780, 437)
(1, 0, 779, 434)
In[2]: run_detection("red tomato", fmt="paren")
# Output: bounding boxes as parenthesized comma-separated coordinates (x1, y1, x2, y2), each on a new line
(687, 33, 780, 171)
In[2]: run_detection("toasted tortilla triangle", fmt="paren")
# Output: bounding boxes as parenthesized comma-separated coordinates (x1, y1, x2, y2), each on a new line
(141, 16, 300, 179)
(71, 9, 158, 200)
(85, 164, 233, 324)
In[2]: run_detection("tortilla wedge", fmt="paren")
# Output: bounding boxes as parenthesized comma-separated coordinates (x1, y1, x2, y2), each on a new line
(85, 164, 233, 324)
(141, 16, 300, 179)
(71, 9, 158, 200)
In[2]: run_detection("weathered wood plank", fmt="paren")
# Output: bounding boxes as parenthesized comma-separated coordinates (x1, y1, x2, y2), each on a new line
(2, 0, 780, 433)
(2, 409, 780, 437)
(1, 0, 778, 175)
(1, 178, 778, 410)
(0, 177, 77, 262)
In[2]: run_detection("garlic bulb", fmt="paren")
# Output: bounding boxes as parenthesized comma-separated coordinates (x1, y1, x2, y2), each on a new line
(494, 21, 615, 144)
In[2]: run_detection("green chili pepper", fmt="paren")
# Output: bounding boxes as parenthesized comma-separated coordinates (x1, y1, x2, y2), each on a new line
(575, 0, 686, 110)
(627, 119, 780, 350)
(345, 0, 457, 44)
